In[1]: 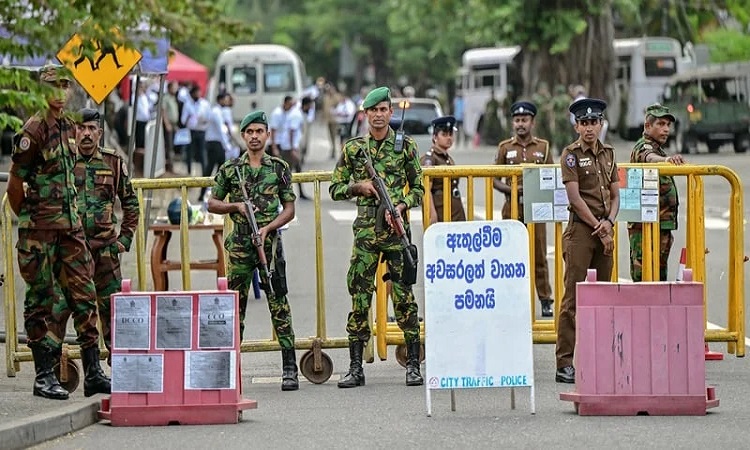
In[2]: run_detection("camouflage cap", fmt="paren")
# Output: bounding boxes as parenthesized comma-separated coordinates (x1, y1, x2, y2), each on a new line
(645, 103, 676, 122)
(39, 64, 70, 83)
(362, 86, 391, 110)
(240, 111, 268, 132)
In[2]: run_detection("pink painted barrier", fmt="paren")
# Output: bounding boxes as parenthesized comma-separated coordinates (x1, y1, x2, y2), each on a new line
(559, 269, 719, 415)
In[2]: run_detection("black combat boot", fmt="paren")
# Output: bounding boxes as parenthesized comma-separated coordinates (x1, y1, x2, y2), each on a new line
(30, 344, 69, 400)
(281, 348, 299, 391)
(405, 341, 424, 386)
(82, 346, 111, 397)
(337, 341, 365, 388)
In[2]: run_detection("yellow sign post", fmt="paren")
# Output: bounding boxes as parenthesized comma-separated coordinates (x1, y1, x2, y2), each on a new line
(57, 33, 142, 104)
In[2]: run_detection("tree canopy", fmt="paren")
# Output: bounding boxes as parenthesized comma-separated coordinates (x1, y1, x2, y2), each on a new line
(0, 0, 253, 130)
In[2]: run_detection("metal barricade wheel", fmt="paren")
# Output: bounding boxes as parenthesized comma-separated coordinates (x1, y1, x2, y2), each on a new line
(53, 360, 81, 393)
(299, 350, 333, 384)
(394, 343, 425, 369)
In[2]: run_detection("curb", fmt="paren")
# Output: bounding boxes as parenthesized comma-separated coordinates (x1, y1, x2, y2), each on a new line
(0, 398, 101, 450)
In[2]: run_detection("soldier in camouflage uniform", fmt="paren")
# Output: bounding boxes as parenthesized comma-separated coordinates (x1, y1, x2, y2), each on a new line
(628, 104, 685, 281)
(329, 86, 425, 388)
(5, 65, 110, 400)
(52, 108, 139, 373)
(207, 110, 300, 391)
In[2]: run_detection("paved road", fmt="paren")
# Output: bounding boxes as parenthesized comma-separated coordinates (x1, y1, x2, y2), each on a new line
(2, 121, 749, 448)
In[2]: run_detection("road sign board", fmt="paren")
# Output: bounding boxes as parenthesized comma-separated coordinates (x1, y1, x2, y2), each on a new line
(56, 33, 142, 104)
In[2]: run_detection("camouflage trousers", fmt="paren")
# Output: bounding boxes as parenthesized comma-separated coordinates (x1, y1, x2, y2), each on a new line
(16, 228, 99, 350)
(225, 230, 295, 348)
(346, 217, 420, 344)
(52, 241, 122, 350)
(628, 228, 675, 282)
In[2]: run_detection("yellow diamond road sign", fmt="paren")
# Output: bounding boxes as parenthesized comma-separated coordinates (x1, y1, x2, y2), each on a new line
(57, 33, 142, 104)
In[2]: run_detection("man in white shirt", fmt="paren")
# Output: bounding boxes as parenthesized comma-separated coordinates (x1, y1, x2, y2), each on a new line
(279, 98, 308, 199)
(332, 94, 356, 159)
(199, 92, 232, 201)
(180, 85, 211, 176)
(268, 96, 295, 156)
(134, 82, 152, 175)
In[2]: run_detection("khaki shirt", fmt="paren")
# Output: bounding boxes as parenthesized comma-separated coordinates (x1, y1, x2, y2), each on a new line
(421, 148, 465, 222)
(560, 140, 619, 220)
(495, 136, 552, 202)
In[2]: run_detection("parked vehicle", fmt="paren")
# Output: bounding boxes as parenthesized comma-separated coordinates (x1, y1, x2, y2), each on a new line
(210, 44, 307, 124)
(662, 61, 750, 154)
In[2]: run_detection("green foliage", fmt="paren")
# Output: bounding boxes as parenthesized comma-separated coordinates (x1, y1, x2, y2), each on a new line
(703, 28, 750, 62)
(0, 0, 253, 130)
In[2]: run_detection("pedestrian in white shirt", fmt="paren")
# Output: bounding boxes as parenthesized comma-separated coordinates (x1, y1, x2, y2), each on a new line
(269, 96, 294, 157)
(180, 86, 211, 176)
(280, 100, 308, 199)
(199, 93, 232, 201)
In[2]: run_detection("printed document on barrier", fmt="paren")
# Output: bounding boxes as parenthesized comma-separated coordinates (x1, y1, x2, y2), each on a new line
(531, 202, 553, 221)
(185, 351, 236, 390)
(112, 354, 163, 393)
(198, 294, 236, 348)
(112, 295, 151, 350)
(539, 168, 556, 190)
(156, 295, 193, 349)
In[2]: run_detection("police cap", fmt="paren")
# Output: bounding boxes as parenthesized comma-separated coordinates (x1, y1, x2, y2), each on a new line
(510, 101, 536, 117)
(431, 115, 456, 134)
(569, 98, 607, 121)
(77, 108, 100, 124)
(240, 111, 268, 132)
(362, 86, 391, 110)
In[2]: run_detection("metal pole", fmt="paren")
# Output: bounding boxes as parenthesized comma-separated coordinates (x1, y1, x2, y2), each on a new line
(142, 74, 166, 251)
(126, 72, 141, 177)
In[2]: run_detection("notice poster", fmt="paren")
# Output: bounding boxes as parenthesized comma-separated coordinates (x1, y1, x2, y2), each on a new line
(111, 354, 163, 393)
(112, 295, 151, 350)
(198, 294, 236, 349)
(156, 295, 193, 349)
(184, 351, 236, 390)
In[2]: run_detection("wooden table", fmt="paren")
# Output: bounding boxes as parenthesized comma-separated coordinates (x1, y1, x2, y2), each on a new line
(149, 223, 226, 291)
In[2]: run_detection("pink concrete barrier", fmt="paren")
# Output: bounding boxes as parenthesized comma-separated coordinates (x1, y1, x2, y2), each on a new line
(559, 269, 719, 415)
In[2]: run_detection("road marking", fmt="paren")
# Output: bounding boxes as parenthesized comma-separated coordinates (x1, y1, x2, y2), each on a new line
(328, 209, 423, 223)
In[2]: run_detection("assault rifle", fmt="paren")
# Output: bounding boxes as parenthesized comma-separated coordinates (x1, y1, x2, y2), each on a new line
(362, 155, 419, 285)
(393, 100, 409, 153)
(235, 166, 274, 297)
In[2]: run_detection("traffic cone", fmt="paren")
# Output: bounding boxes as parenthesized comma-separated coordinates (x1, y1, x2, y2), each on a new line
(678, 247, 725, 361)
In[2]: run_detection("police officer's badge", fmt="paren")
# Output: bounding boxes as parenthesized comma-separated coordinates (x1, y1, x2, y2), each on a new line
(18, 136, 30, 151)
(586, 107, 592, 114)
(565, 154, 576, 168)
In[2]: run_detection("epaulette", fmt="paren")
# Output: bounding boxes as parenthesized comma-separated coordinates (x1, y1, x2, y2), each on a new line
(602, 143, 614, 150)
(533, 137, 550, 145)
(497, 137, 514, 148)
(269, 155, 289, 168)
(641, 143, 653, 150)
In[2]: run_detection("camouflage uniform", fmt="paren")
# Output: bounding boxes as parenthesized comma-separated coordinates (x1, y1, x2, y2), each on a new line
(329, 127, 424, 345)
(53, 146, 139, 351)
(628, 135, 678, 281)
(11, 113, 100, 351)
(213, 151, 296, 347)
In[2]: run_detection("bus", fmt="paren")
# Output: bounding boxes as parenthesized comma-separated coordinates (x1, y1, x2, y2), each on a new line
(210, 44, 307, 124)
(456, 46, 522, 138)
(609, 37, 694, 140)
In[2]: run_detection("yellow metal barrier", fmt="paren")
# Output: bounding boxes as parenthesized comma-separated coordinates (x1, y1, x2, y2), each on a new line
(2, 164, 746, 382)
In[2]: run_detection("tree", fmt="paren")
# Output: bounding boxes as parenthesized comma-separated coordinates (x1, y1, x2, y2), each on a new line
(0, 0, 253, 131)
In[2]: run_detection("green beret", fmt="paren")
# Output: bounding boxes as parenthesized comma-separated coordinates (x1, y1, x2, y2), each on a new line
(362, 86, 391, 110)
(644, 103, 675, 122)
(240, 111, 268, 132)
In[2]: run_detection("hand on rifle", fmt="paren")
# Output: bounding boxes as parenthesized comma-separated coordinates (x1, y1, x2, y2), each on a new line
(240, 201, 258, 217)
(350, 181, 379, 199)
(257, 225, 269, 245)
(386, 203, 407, 230)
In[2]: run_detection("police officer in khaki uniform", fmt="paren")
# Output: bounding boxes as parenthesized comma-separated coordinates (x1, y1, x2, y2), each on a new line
(493, 101, 554, 317)
(555, 98, 620, 384)
(421, 115, 466, 224)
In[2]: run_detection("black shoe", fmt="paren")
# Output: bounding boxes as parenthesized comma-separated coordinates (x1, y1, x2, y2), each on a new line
(82, 346, 111, 397)
(30, 345, 69, 400)
(338, 341, 365, 388)
(405, 341, 424, 386)
(281, 348, 299, 391)
(555, 365, 575, 384)
(540, 299, 553, 318)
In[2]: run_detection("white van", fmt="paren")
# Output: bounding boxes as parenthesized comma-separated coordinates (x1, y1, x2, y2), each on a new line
(211, 44, 307, 124)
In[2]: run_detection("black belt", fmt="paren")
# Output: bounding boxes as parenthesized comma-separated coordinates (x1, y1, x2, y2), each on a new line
(434, 188, 461, 198)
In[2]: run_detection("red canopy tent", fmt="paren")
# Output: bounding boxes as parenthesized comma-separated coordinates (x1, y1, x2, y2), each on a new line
(118, 49, 210, 100)
(165, 49, 209, 95)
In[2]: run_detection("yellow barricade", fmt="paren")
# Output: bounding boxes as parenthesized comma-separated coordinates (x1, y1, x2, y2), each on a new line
(2, 164, 746, 386)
